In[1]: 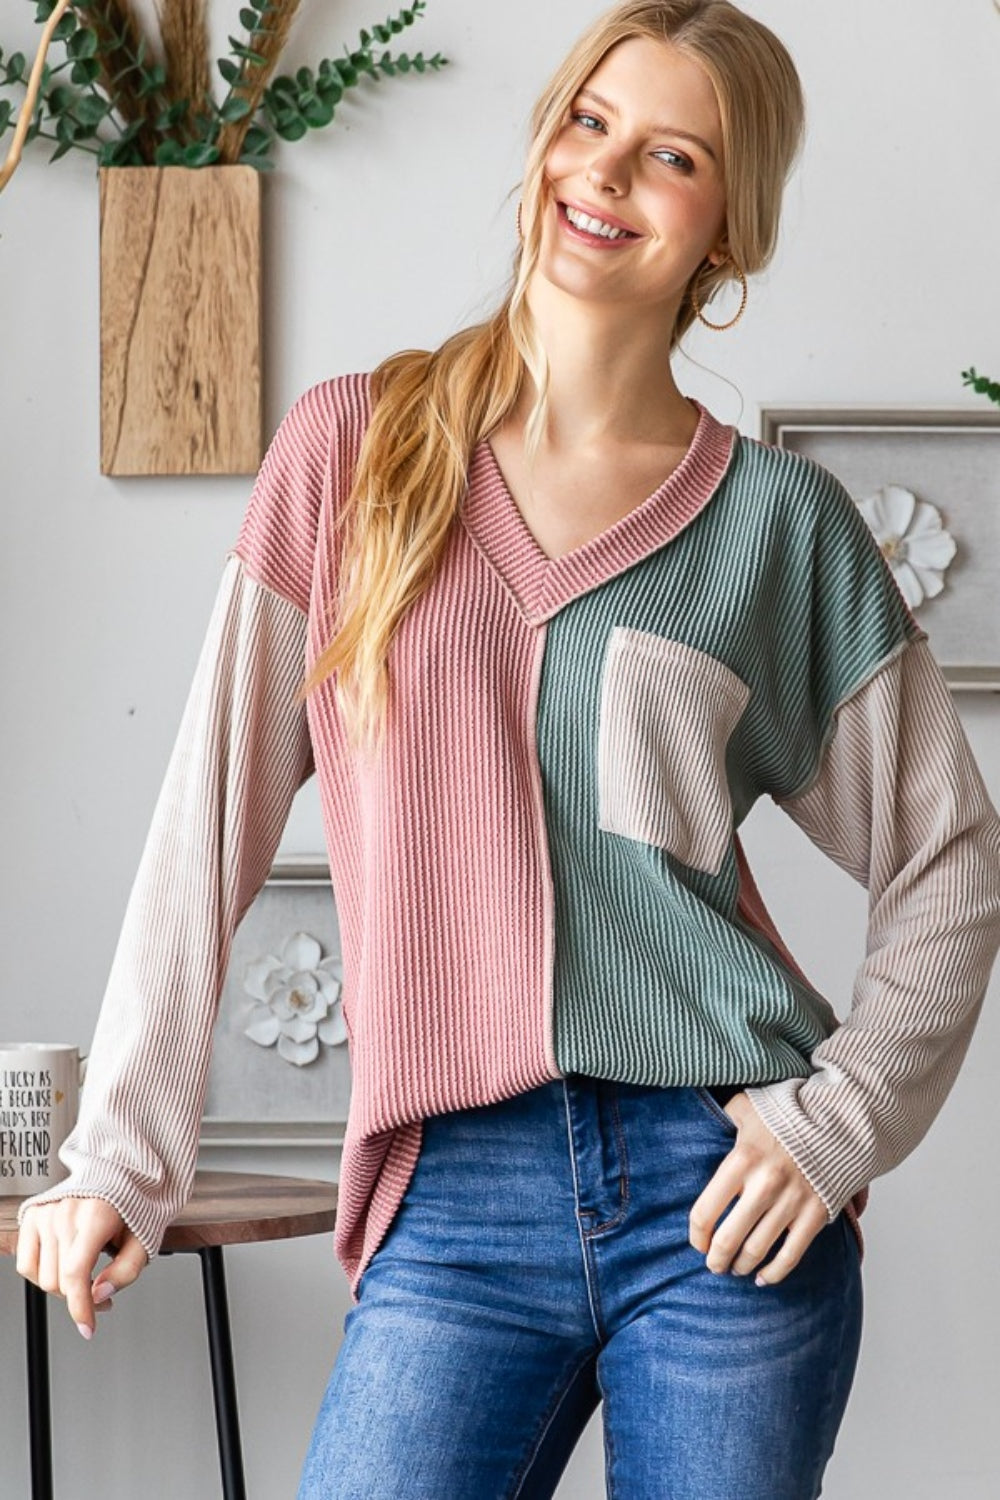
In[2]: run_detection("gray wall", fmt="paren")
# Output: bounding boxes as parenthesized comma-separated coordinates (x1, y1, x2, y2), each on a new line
(2, 1, 998, 1494)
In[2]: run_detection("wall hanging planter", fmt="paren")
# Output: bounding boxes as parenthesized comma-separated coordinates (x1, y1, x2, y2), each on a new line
(99, 163, 262, 476)
(1, 1, 448, 475)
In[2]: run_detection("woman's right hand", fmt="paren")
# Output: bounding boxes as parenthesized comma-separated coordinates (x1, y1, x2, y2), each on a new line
(15, 1197, 150, 1340)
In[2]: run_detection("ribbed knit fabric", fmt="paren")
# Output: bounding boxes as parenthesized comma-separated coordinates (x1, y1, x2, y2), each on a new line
(19, 371, 1000, 1307)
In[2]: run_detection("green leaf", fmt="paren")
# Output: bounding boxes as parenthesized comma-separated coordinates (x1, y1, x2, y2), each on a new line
(47, 84, 77, 116)
(316, 77, 343, 106)
(69, 58, 101, 86)
(67, 28, 99, 61)
(241, 124, 273, 153)
(274, 113, 309, 142)
(229, 38, 267, 65)
(219, 96, 254, 122)
(153, 138, 186, 165)
(296, 66, 316, 91)
(301, 95, 335, 128)
(53, 11, 78, 42)
(155, 100, 191, 130)
(0, 100, 11, 131)
(75, 93, 110, 126)
(239, 7, 259, 27)
(217, 59, 241, 85)
(183, 142, 222, 166)
(396, 54, 410, 72)
(8, 53, 26, 79)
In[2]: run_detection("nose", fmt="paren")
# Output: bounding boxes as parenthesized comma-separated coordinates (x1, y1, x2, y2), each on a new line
(585, 141, 630, 197)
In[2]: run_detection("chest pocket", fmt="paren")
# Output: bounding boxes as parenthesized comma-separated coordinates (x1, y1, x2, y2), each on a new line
(596, 626, 750, 876)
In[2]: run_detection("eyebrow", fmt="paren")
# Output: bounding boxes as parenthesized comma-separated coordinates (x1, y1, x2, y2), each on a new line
(575, 87, 719, 164)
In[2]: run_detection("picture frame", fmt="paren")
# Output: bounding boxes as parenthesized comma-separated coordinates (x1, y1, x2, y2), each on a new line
(757, 407, 1000, 691)
(200, 856, 350, 1148)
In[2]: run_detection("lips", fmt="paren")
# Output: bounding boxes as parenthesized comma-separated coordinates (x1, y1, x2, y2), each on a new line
(557, 198, 642, 237)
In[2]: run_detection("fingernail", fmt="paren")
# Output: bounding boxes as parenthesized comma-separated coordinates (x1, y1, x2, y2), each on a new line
(755, 1274, 768, 1287)
(76, 1322, 93, 1340)
(93, 1281, 116, 1304)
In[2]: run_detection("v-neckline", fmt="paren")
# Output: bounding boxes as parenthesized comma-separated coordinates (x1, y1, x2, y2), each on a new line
(459, 398, 738, 624)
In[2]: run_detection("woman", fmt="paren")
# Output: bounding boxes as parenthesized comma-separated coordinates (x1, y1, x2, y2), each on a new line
(17, 2, 1000, 1496)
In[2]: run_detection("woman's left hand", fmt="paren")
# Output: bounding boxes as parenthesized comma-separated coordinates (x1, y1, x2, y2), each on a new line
(688, 1090, 830, 1286)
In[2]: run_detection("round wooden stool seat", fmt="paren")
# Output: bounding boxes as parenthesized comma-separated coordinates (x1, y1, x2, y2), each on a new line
(0, 1169, 338, 1253)
(1, 1170, 340, 1500)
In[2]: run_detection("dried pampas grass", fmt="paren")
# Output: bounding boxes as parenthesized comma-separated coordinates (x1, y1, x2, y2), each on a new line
(214, 0, 303, 163)
(82, 1, 161, 161)
(155, 0, 213, 144)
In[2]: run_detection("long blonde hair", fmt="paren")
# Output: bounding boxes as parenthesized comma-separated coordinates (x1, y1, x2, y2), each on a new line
(302, 0, 805, 751)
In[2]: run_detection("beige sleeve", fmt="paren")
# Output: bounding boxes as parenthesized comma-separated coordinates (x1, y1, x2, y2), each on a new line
(744, 636, 1000, 1218)
(16, 555, 313, 1258)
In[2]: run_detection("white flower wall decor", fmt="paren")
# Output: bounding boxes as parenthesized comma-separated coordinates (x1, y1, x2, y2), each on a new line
(243, 931, 347, 1067)
(854, 484, 957, 611)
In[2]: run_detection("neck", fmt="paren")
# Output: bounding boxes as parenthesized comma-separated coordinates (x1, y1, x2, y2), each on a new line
(509, 275, 697, 454)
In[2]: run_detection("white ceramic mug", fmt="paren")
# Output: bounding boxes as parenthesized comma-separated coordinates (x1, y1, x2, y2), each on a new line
(0, 1043, 87, 1195)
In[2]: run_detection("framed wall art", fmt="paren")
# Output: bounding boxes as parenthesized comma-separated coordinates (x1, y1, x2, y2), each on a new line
(200, 857, 350, 1147)
(758, 408, 1000, 691)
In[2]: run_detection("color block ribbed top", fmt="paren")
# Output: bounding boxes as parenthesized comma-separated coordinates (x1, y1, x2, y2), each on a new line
(20, 371, 1000, 1304)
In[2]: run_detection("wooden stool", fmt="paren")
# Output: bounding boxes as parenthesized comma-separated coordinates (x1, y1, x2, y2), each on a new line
(0, 1170, 339, 1500)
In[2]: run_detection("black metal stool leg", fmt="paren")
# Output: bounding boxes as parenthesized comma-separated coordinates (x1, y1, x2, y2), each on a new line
(198, 1246, 247, 1500)
(24, 1281, 53, 1500)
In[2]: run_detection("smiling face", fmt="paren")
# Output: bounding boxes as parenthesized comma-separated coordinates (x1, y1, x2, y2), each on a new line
(537, 34, 729, 316)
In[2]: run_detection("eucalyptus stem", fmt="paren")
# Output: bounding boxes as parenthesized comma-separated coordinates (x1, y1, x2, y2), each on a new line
(961, 367, 1000, 409)
(1, 0, 448, 174)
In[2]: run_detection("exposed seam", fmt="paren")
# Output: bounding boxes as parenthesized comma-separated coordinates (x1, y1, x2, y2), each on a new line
(561, 1081, 605, 1344)
(583, 1088, 631, 1236)
(508, 1353, 598, 1500)
(692, 1085, 740, 1133)
(776, 635, 918, 807)
(803, 1222, 857, 1500)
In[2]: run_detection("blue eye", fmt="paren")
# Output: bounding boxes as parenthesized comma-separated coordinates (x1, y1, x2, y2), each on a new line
(654, 148, 693, 172)
(570, 112, 693, 172)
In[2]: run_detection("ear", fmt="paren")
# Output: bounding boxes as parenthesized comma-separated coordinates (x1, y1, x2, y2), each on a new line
(706, 227, 731, 268)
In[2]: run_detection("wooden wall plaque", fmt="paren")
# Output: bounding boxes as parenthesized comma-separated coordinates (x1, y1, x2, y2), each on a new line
(99, 165, 263, 476)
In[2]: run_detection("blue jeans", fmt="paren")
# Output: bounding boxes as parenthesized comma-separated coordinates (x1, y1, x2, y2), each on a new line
(298, 1075, 863, 1499)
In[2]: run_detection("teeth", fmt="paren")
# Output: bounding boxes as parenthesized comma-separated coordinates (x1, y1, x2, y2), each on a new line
(565, 205, 633, 239)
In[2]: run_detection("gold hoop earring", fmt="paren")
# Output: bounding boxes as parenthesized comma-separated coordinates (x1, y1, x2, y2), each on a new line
(691, 262, 748, 331)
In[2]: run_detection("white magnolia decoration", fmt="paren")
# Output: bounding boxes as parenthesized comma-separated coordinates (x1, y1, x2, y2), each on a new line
(243, 932, 347, 1067)
(855, 484, 957, 611)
